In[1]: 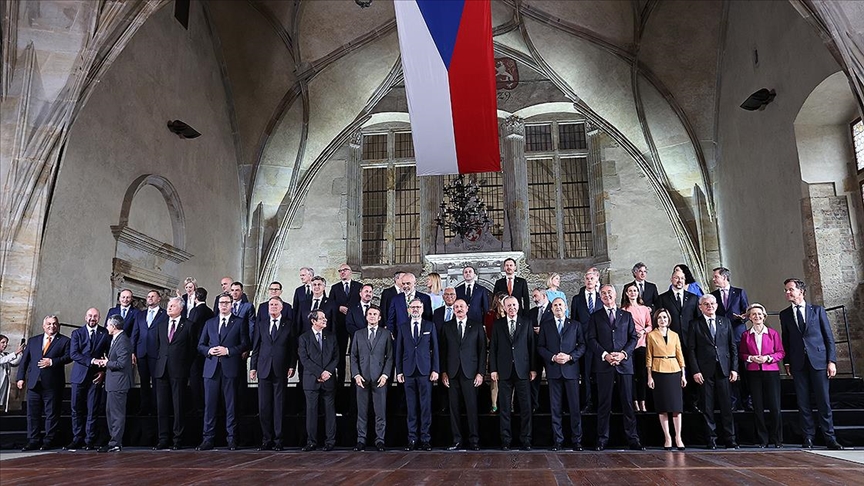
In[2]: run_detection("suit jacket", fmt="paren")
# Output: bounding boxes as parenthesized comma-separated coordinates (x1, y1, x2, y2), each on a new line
(330, 280, 362, 310)
(350, 326, 394, 382)
(379, 286, 400, 325)
(105, 306, 137, 329)
(656, 289, 700, 345)
(687, 314, 739, 377)
(432, 305, 455, 336)
(105, 332, 133, 392)
(155, 316, 195, 380)
(489, 316, 536, 380)
(739, 327, 784, 372)
(187, 303, 215, 345)
(231, 301, 256, 343)
(712, 286, 750, 338)
(387, 292, 433, 338)
(292, 284, 311, 318)
(440, 318, 487, 379)
(586, 308, 638, 375)
(212, 292, 248, 314)
(779, 303, 837, 371)
(17, 333, 71, 390)
(251, 315, 296, 379)
(455, 283, 490, 323)
(631, 280, 659, 309)
(131, 307, 167, 358)
(395, 319, 439, 377)
(645, 329, 685, 373)
(69, 325, 110, 385)
(295, 295, 337, 337)
(571, 287, 601, 327)
(255, 301, 294, 332)
(198, 314, 249, 379)
(493, 276, 530, 317)
(537, 316, 585, 380)
(297, 328, 338, 389)
(346, 302, 374, 337)
(529, 303, 555, 329)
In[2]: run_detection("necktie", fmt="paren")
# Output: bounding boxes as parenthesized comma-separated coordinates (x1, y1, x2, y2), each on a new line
(271, 319, 278, 338)
(312, 299, 320, 311)
(233, 302, 239, 315)
(406, 293, 413, 306)
(369, 328, 375, 344)
(557, 318, 564, 336)
(709, 318, 716, 339)
(796, 305, 806, 333)
(509, 319, 516, 338)
(677, 292, 682, 308)
(147, 308, 155, 326)
(445, 307, 453, 322)
(43, 335, 52, 355)
(507, 278, 513, 295)
(458, 321, 464, 340)
(219, 317, 227, 336)
(467, 285, 472, 300)
(121, 307, 127, 319)
(537, 306, 544, 325)
(362, 304, 369, 316)
(638, 282, 644, 296)
(306, 285, 311, 298)
(588, 293, 594, 313)
(413, 322, 419, 341)
(316, 332, 322, 349)
(722, 289, 729, 309)
(608, 308, 615, 327)
(89, 328, 95, 343)
(169, 319, 176, 343)
(344, 282, 350, 295)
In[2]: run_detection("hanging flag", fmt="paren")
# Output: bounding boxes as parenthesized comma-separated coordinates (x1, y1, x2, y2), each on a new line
(395, 0, 501, 176)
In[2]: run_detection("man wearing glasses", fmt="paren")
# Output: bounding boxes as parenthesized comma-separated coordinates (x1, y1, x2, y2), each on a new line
(395, 299, 439, 451)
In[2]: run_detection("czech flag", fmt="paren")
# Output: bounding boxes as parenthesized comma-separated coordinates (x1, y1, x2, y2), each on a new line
(395, 0, 501, 176)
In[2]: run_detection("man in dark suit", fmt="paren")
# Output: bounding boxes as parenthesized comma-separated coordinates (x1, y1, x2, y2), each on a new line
(570, 267, 601, 412)
(346, 283, 375, 338)
(154, 297, 195, 449)
(489, 296, 536, 450)
(67, 308, 110, 450)
(387, 272, 433, 338)
(780, 278, 843, 450)
(587, 284, 642, 450)
(711, 266, 751, 411)
(493, 258, 530, 317)
(256, 281, 294, 327)
(212, 276, 249, 313)
(187, 287, 213, 415)
(291, 267, 315, 320)
(330, 264, 361, 397)
(229, 282, 256, 343)
(687, 294, 739, 449)
(455, 265, 490, 323)
(657, 268, 702, 411)
(432, 287, 458, 336)
(379, 271, 403, 326)
(17, 315, 71, 451)
(440, 298, 486, 451)
(395, 298, 439, 451)
(197, 293, 249, 451)
(538, 297, 586, 451)
(349, 305, 393, 451)
(298, 310, 339, 451)
(295, 276, 337, 338)
(106, 288, 137, 329)
(630, 262, 659, 309)
(528, 288, 554, 412)
(131, 289, 167, 415)
(251, 297, 296, 451)
(96, 314, 133, 452)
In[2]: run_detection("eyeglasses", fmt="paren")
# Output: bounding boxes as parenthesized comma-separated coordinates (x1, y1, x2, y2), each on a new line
(408, 305, 423, 309)
(218, 301, 231, 305)
(338, 268, 351, 272)
(268, 287, 281, 291)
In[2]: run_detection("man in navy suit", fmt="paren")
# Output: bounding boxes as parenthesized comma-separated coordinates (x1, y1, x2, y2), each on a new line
(538, 298, 586, 451)
(197, 293, 249, 451)
(455, 265, 489, 323)
(67, 308, 110, 450)
(295, 276, 337, 338)
(330, 264, 362, 397)
(154, 297, 196, 450)
(229, 282, 256, 343)
(346, 283, 375, 338)
(711, 267, 751, 410)
(432, 287, 458, 336)
(395, 298, 439, 451)
(630, 262, 659, 309)
(586, 284, 643, 450)
(131, 289, 167, 415)
(298, 309, 339, 451)
(251, 297, 296, 451)
(440, 299, 486, 451)
(379, 271, 403, 326)
(17, 315, 71, 450)
(106, 288, 137, 329)
(528, 288, 554, 412)
(256, 281, 294, 327)
(212, 276, 249, 313)
(187, 287, 213, 415)
(493, 258, 530, 317)
(780, 278, 843, 450)
(291, 267, 315, 320)
(387, 273, 433, 339)
(489, 296, 536, 450)
(570, 267, 601, 412)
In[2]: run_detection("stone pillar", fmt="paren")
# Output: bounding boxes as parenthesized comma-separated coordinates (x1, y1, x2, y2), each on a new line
(501, 115, 528, 254)
(419, 175, 443, 257)
(586, 124, 608, 260)
(346, 131, 363, 267)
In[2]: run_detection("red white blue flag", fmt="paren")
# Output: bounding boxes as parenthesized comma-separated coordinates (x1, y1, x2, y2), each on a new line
(394, 0, 501, 176)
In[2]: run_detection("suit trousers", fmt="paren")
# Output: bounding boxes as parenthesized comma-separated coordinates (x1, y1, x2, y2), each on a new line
(404, 373, 433, 443)
(498, 373, 532, 446)
(304, 382, 336, 446)
(26, 383, 63, 444)
(699, 365, 736, 443)
(203, 369, 237, 442)
(749, 370, 782, 445)
(792, 361, 836, 441)
(595, 372, 638, 443)
(356, 379, 387, 444)
(71, 380, 103, 444)
(258, 373, 287, 444)
(137, 355, 158, 413)
(548, 377, 582, 445)
(448, 373, 480, 445)
(156, 373, 186, 445)
(106, 389, 128, 448)
(189, 356, 205, 413)
(580, 349, 594, 408)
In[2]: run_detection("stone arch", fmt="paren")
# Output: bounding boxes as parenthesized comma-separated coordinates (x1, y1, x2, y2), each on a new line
(118, 174, 187, 250)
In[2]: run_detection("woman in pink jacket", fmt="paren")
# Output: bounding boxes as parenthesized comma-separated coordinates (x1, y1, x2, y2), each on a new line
(739, 303, 785, 447)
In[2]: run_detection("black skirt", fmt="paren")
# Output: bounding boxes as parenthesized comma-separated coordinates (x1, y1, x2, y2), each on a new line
(652, 371, 683, 413)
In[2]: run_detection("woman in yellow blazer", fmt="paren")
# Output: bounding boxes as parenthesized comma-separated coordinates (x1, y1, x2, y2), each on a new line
(646, 308, 687, 450)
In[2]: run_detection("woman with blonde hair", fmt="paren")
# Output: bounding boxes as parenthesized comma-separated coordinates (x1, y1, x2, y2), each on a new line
(739, 303, 785, 447)
(545, 273, 568, 317)
(426, 272, 444, 311)
(646, 308, 686, 450)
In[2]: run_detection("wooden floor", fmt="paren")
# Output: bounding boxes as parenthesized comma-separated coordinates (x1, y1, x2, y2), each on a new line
(1, 449, 862, 485)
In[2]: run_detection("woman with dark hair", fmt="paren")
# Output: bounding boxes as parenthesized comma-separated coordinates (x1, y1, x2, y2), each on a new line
(621, 282, 652, 412)
(485, 292, 509, 413)
(739, 303, 785, 447)
(674, 264, 704, 297)
(0, 334, 24, 411)
(646, 308, 686, 450)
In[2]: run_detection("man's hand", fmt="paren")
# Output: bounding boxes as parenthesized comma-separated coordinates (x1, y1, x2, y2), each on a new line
(430, 371, 439, 382)
(441, 372, 450, 388)
(604, 353, 616, 364)
(209, 346, 229, 357)
(473, 374, 483, 387)
(250, 370, 257, 381)
(287, 368, 295, 379)
(93, 371, 105, 385)
(37, 358, 52, 368)
(490, 372, 498, 382)
(828, 362, 837, 378)
(693, 372, 704, 385)
(16, 380, 24, 390)
(355, 375, 365, 388)
(530, 371, 537, 381)
(729, 371, 738, 383)
(320, 370, 332, 382)
(377, 375, 388, 388)
(397, 373, 405, 384)
(339, 306, 348, 315)
(533, 326, 540, 335)
(784, 363, 792, 377)
(131, 354, 137, 366)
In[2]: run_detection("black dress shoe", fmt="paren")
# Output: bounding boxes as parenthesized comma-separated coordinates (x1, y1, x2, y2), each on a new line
(257, 442, 273, 451)
(354, 442, 366, 451)
(581, 405, 595, 414)
(227, 441, 238, 451)
(65, 440, 84, 450)
(84, 444, 97, 451)
(323, 444, 335, 451)
(726, 442, 739, 450)
(470, 443, 480, 451)
(802, 438, 813, 449)
(197, 441, 214, 451)
(447, 442, 463, 451)
(550, 442, 562, 451)
(595, 442, 607, 451)
(21, 442, 40, 452)
(629, 442, 645, 451)
(757, 444, 766, 449)
(404, 440, 417, 451)
(172, 444, 182, 451)
(521, 444, 532, 451)
(771, 443, 782, 449)
(301, 443, 317, 452)
(98, 445, 121, 453)
(40, 443, 57, 451)
(501, 443, 511, 451)
(153, 442, 170, 450)
(707, 439, 718, 450)
(827, 440, 844, 450)
(573, 443, 583, 452)
(273, 443, 283, 452)
(421, 442, 432, 451)
(376, 442, 386, 452)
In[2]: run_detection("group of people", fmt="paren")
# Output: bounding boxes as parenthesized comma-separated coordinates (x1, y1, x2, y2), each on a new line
(9, 259, 845, 453)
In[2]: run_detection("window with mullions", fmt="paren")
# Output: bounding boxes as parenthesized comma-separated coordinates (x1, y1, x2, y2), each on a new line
(853, 118, 864, 173)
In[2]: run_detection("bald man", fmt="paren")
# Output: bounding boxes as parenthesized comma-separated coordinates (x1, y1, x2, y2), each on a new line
(67, 308, 110, 450)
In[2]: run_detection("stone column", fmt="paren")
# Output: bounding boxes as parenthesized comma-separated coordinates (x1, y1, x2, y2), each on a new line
(501, 115, 528, 254)
(586, 123, 608, 260)
(419, 175, 443, 257)
(346, 131, 363, 266)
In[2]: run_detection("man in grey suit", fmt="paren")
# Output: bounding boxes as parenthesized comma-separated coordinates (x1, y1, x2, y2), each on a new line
(349, 305, 393, 451)
(298, 309, 339, 451)
(96, 314, 133, 452)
